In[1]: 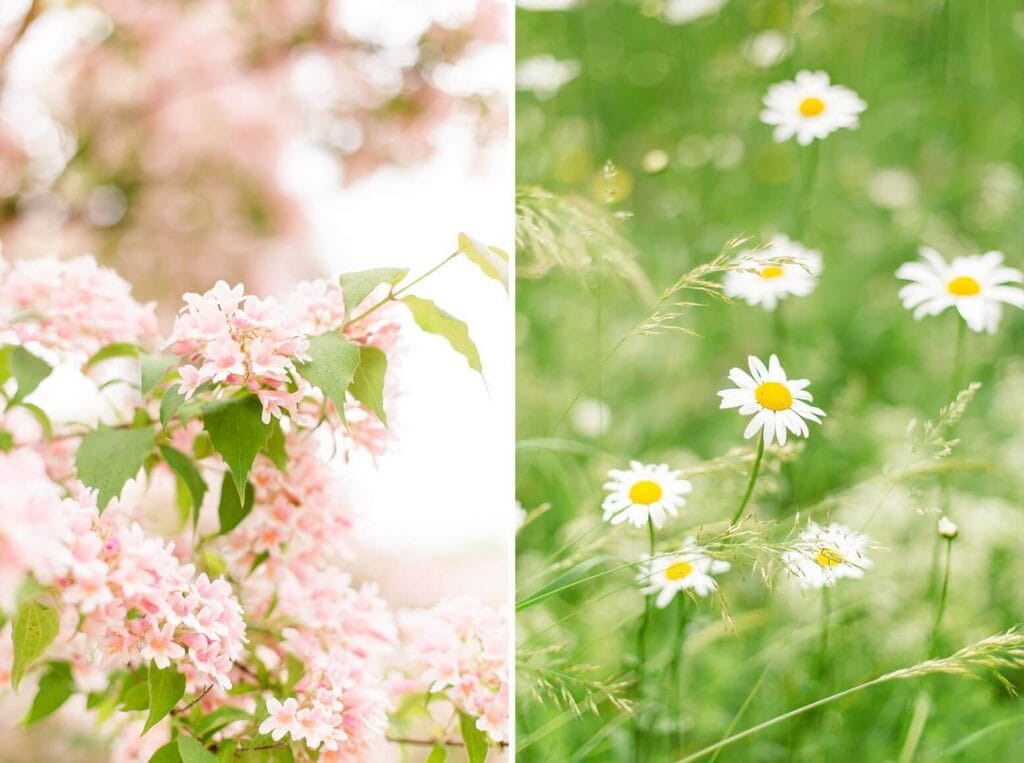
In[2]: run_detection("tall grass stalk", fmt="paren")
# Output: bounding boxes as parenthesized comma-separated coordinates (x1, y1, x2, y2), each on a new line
(677, 630, 1024, 762)
(930, 537, 954, 657)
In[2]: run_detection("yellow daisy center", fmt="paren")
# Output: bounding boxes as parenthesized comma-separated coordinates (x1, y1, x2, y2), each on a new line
(629, 479, 663, 505)
(665, 561, 694, 581)
(760, 266, 785, 279)
(815, 547, 843, 568)
(947, 275, 981, 297)
(799, 97, 826, 117)
(754, 381, 793, 411)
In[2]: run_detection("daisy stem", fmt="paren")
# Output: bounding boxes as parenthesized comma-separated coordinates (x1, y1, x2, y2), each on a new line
(929, 537, 954, 658)
(670, 597, 690, 755)
(950, 316, 966, 400)
(730, 437, 765, 525)
(817, 587, 831, 679)
(633, 519, 657, 762)
(794, 141, 820, 237)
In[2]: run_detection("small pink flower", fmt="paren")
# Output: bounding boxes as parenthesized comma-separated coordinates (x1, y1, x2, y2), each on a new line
(140, 623, 185, 669)
(258, 697, 302, 742)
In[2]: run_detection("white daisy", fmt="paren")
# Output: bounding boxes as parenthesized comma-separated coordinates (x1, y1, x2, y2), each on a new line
(723, 234, 822, 311)
(663, 0, 728, 25)
(717, 354, 826, 446)
(515, 55, 581, 100)
(782, 522, 872, 589)
(602, 461, 692, 529)
(760, 70, 866, 146)
(637, 537, 730, 607)
(896, 247, 1024, 334)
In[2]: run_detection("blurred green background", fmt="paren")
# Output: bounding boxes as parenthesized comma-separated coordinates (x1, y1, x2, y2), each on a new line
(516, 0, 1024, 760)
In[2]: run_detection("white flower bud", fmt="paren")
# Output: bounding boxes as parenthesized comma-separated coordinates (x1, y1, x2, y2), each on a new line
(938, 516, 958, 540)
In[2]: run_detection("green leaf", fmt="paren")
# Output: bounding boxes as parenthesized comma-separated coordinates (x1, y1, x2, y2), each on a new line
(23, 661, 74, 725)
(10, 600, 60, 691)
(141, 354, 179, 395)
(193, 706, 252, 739)
(217, 472, 255, 535)
(160, 385, 188, 429)
(285, 653, 305, 691)
(150, 742, 183, 763)
(0, 430, 13, 452)
(215, 741, 237, 763)
(84, 342, 141, 370)
(349, 346, 388, 426)
(9, 346, 53, 405)
(263, 419, 288, 471)
(338, 267, 407, 315)
(400, 295, 482, 373)
(426, 743, 449, 763)
(145, 665, 185, 733)
(75, 427, 155, 510)
(458, 232, 509, 290)
(177, 735, 217, 763)
(295, 333, 361, 424)
(158, 446, 208, 530)
(459, 711, 489, 763)
(203, 395, 271, 501)
(121, 681, 150, 711)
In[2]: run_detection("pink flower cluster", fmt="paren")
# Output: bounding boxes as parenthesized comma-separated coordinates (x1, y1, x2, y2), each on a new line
(257, 639, 389, 759)
(396, 597, 510, 744)
(250, 574, 394, 758)
(165, 280, 311, 422)
(0, 254, 158, 359)
(219, 432, 355, 576)
(55, 492, 247, 691)
(0, 449, 74, 611)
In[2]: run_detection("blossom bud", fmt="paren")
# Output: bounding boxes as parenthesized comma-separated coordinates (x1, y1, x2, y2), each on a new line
(937, 516, 958, 540)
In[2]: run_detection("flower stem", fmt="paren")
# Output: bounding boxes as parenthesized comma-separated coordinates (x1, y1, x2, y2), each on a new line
(633, 519, 657, 763)
(730, 438, 765, 525)
(345, 251, 459, 327)
(794, 141, 821, 237)
(929, 537, 954, 657)
(950, 316, 966, 400)
(817, 587, 831, 679)
(670, 597, 690, 755)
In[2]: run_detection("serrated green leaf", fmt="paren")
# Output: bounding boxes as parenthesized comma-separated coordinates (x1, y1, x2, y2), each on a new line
(203, 395, 271, 501)
(295, 333, 360, 424)
(150, 742, 183, 763)
(339, 267, 407, 315)
(159, 446, 208, 530)
(349, 346, 388, 426)
(145, 665, 185, 733)
(459, 711, 489, 763)
(215, 741, 237, 762)
(458, 232, 509, 290)
(10, 600, 59, 691)
(217, 472, 255, 535)
(401, 295, 482, 373)
(141, 354, 179, 395)
(17, 402, 52, 438)
(160, 385, 187, 429)
(9, 346, 53, 405)
(23, 661, 74, 725)
(75, 427, 155, 510)
(177, 735, 217, 763)
(286, 653, 305, 691)
(426, 743, 448, 763)
(84, 342, 141, 370)
(0, 430, 13, 452)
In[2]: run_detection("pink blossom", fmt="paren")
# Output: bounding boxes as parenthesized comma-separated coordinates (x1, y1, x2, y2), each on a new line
(258, 697, 302, 742)
(0, 255, 157, 360)
(395, 598, 509, 744)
